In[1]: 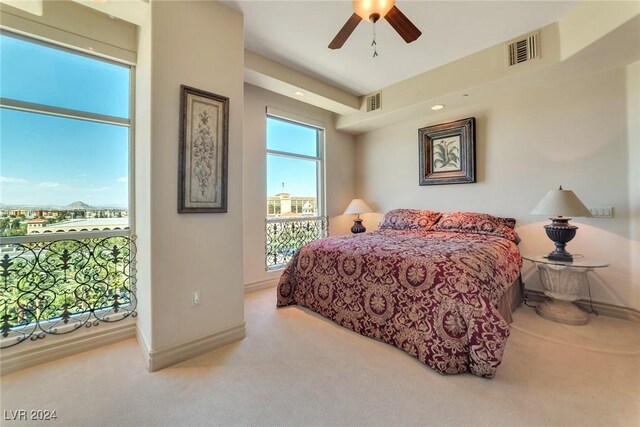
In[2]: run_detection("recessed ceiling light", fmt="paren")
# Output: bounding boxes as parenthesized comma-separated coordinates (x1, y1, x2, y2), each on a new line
(431, 104, 445, 110)
(461, 94, 469, 98)
(292, 91, 304, 97)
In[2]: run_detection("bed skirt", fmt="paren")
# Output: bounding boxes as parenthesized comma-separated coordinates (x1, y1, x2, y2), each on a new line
(497, 276, 524, 324)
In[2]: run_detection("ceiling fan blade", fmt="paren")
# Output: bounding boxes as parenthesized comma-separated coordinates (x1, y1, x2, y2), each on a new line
(329, 13, 362, 49)
(385, 6, 422, 43)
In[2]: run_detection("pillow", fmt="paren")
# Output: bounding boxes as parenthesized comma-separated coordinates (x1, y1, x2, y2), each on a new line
(434, 211, 519, 242)
(378, 209, 442, 231)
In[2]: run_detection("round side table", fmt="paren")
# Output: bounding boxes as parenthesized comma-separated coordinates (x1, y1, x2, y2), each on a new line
(522, 255, 608, 325)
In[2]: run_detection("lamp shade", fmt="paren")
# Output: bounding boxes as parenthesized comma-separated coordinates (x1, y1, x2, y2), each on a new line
(530, 186, 591, 218)
(344, 198, 373, 215)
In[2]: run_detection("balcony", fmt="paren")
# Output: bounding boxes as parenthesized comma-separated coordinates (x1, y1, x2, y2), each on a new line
(0, 230, 136, 348)
(265, 216, 328, 271)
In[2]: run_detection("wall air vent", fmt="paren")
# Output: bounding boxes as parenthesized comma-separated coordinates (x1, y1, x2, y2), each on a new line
(366, 92, 381, 112)
(508, 32, 539, 66)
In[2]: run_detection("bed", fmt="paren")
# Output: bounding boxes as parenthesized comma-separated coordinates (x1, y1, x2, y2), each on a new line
(276, 210, 523, 378)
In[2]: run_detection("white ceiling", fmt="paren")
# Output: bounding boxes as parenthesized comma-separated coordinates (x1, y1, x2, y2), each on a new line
(224, 0, 578, 96)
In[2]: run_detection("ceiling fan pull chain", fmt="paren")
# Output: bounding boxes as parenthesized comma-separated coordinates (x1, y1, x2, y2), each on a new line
(371, 21, 379, 58)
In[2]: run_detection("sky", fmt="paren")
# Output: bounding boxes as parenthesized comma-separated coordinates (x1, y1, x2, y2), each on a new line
(266, 117, 320, 198)
(0, 34, 130, 207)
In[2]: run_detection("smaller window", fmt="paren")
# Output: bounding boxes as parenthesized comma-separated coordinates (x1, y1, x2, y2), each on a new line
(265, 115, 327, 271)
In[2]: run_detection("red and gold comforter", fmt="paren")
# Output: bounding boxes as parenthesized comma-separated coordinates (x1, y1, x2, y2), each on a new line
(276, 229, 522, 377)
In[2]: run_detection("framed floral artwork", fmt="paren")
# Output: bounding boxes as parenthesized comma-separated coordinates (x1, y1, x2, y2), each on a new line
(178, 85, 229, 213)
(418, 117, 476, 185)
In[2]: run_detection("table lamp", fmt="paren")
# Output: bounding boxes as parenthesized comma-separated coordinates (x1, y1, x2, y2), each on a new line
(344, 198, 373, 234)
(530, 185, 592, 262)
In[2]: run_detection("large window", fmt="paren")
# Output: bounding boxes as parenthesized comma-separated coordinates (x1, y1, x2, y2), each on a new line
(0, 32, 135, 348)
(265, 115, 327, 270)
(0, 31, 131, 236)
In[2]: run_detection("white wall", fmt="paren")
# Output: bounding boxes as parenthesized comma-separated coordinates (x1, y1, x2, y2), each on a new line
(136, 0, 245, 359)
(243, 83, 356, 287)
(134, 5, 152, 355)
(355, 65, 640, 310)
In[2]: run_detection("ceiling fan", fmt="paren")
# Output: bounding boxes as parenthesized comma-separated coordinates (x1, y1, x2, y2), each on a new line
(329, 0, 422, 50)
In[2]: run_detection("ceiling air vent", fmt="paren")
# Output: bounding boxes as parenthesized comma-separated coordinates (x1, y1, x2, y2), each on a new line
(366, 92, 381, 112)
(508, 32, 539, 66)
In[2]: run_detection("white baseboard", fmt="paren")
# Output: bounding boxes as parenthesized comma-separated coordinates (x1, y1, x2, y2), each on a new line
(244, 277, 279, 293)
(1, 318, 136, 376)
(144, 322, 246, 372)
(136, 325, 152, 371)
(524, 289, 640, 323)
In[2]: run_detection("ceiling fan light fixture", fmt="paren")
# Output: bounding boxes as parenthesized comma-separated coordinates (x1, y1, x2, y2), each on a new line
(353, 0, 396, 22)
(329, 0, 420, 50)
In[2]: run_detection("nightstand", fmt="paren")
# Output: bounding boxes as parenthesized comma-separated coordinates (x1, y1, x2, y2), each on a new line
(522, 255, 608, 325)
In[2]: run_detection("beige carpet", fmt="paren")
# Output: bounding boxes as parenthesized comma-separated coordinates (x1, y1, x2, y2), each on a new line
(1, 287, 639, 427)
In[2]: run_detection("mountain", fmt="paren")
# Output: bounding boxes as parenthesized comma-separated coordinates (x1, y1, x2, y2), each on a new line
(65, 201, 95, 210)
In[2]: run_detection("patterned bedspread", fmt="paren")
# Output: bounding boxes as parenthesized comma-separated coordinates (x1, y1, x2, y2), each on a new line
(276, 229, 522, 377)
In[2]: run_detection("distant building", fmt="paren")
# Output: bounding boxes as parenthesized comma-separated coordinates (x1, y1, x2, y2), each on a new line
(85, 209, 127, 219)
(27, 217, 129, 234)
(26, 218, 48, 233)
(33, 210, 63, 219)
(267, 193, 317, 218)
(8, 209, 34, 218)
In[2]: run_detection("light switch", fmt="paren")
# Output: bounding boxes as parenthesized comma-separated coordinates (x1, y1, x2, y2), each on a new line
(589, 207, 613, 218)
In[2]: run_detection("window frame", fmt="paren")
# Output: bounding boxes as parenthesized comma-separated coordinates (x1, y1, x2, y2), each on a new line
(265, 111, 327, 272)
(0, 30, 135, 243)
(0, 31, 138, 347)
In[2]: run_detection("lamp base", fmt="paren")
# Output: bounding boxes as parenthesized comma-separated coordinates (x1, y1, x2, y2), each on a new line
(544, 217, 577, 263)
(351, 219, 366, 234)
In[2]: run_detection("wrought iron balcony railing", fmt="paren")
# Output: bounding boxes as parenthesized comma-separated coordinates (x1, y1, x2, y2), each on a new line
(266, 216, 328, 271)
(0, 231, 136, 348)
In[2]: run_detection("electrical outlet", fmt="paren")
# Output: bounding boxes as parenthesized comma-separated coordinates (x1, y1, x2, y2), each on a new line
(589, 207, 613, 218)
(191, 290, 200, 305)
